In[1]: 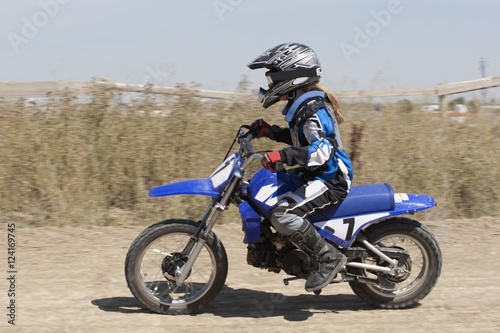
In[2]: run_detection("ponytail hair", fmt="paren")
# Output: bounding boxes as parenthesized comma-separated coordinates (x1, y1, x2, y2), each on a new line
(305, 84, 344, 124)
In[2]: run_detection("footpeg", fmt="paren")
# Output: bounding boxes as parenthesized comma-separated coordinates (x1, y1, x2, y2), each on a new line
(283, 276, 302, 286)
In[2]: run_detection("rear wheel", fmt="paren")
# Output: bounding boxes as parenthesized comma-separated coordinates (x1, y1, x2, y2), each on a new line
(125, 219, 228, 314)
(349, 217, 442, 309)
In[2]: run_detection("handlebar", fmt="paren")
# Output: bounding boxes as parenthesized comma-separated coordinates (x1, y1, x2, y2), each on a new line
(242, 134, 255, 156)
(238, 128, 255, 156)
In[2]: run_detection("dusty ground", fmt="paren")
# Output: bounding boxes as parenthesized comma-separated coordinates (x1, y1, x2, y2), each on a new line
(1, 216, 499, 333)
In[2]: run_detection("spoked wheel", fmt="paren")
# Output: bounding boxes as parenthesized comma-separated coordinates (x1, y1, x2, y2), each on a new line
(349, 217, 442, 309)
(125, 219, 228, 314)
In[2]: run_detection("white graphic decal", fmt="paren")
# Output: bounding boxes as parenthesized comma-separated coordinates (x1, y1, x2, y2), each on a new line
(210, 155, 237, 188)
(314, 212, 390, 241)
(394, 193, 409, 203)
(255, 184, 281, 206)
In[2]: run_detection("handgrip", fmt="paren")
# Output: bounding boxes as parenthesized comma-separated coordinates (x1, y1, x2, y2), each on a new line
(241, 134, 255, 155)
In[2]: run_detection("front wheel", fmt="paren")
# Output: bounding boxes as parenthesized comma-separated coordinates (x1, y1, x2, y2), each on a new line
(125, 219, 228, 314)
(349, 217, 442, 309)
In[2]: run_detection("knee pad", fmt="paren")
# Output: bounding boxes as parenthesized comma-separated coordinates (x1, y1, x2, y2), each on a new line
(269, 207, 303, 236)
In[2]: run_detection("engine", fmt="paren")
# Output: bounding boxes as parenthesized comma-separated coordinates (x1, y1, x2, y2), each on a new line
(246, 222, 317, 277)
(246, 240, 281, 273)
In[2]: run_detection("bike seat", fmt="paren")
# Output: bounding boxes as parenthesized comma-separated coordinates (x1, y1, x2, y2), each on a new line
(308, 183, 395, 222)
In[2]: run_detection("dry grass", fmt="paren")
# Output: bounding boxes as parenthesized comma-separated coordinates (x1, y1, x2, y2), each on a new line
(1, 82, 499, 226)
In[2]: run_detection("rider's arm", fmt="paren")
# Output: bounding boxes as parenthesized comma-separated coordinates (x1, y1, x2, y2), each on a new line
(269, 125, 293, 145)
(279, 113, 334, 168)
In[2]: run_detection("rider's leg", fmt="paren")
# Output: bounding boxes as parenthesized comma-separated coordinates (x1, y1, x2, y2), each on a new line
(269, 180, 347, 292)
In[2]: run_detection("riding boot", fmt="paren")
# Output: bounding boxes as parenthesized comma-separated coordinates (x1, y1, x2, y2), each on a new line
(289, 220, 347, 292)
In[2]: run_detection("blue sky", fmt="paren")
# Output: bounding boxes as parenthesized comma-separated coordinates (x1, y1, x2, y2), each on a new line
(2, 0, 499, 95)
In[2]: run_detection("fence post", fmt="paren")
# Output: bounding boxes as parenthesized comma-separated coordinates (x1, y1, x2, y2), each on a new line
(439, 95, 447, 118)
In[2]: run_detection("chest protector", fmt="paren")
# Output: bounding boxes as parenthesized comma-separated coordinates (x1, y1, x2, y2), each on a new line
(288, 96, 344, 152)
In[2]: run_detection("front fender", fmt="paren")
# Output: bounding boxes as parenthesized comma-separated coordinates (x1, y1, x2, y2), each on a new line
(149, 178, 219, 198)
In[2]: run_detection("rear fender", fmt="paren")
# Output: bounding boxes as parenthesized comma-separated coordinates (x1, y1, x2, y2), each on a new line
(313, 192, 436, 248)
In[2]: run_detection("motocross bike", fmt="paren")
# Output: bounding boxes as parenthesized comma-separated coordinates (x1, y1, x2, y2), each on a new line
(125, 125, 442, 314)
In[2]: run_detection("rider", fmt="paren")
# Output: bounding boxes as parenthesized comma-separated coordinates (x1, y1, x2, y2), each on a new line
(248, 42, 354, 292)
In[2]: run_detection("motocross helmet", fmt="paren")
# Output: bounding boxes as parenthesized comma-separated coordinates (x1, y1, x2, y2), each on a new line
(247, 42, 322, 108)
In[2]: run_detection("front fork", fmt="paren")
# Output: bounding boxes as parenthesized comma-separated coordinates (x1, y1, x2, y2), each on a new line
(173, 205, 223, 285)
(172, 153, 262, 285)
(173, 172, 242, 285)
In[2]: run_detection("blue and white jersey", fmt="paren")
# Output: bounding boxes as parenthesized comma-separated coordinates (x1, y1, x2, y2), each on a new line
(269, 90, 353, 189)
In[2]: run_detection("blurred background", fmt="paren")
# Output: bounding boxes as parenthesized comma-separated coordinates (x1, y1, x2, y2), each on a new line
(1, 0, 499, 225)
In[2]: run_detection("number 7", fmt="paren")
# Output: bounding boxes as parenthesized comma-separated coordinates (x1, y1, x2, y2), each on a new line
(343, 218, 355, 241)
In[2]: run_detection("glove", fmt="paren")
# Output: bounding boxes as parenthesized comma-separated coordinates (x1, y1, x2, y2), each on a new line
(250, 119, 270, 138)
(262, 151, 282, 172)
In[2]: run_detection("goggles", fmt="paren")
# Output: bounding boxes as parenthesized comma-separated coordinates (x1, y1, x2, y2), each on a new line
(259, 68, 321, 103)
(264, 68, 320, 86)
(258, 87, 268, 102)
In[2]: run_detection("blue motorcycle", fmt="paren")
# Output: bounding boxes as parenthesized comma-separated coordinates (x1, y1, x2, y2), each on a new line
(125, 126, 442, 314)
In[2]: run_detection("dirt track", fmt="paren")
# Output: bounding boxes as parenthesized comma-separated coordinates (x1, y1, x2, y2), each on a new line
(1, 217, 499, 333)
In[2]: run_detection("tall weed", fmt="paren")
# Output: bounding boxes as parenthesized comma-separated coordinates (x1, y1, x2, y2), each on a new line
(1, 84, 499, 225)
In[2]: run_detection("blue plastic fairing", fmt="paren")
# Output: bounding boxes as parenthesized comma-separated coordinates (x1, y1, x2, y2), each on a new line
(238, 201, 262, 243)
(149, 178, 219, 198)
(392, 193, 436, 215)
(311, 191, 436, 248)
(245, 168, 303, 218)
